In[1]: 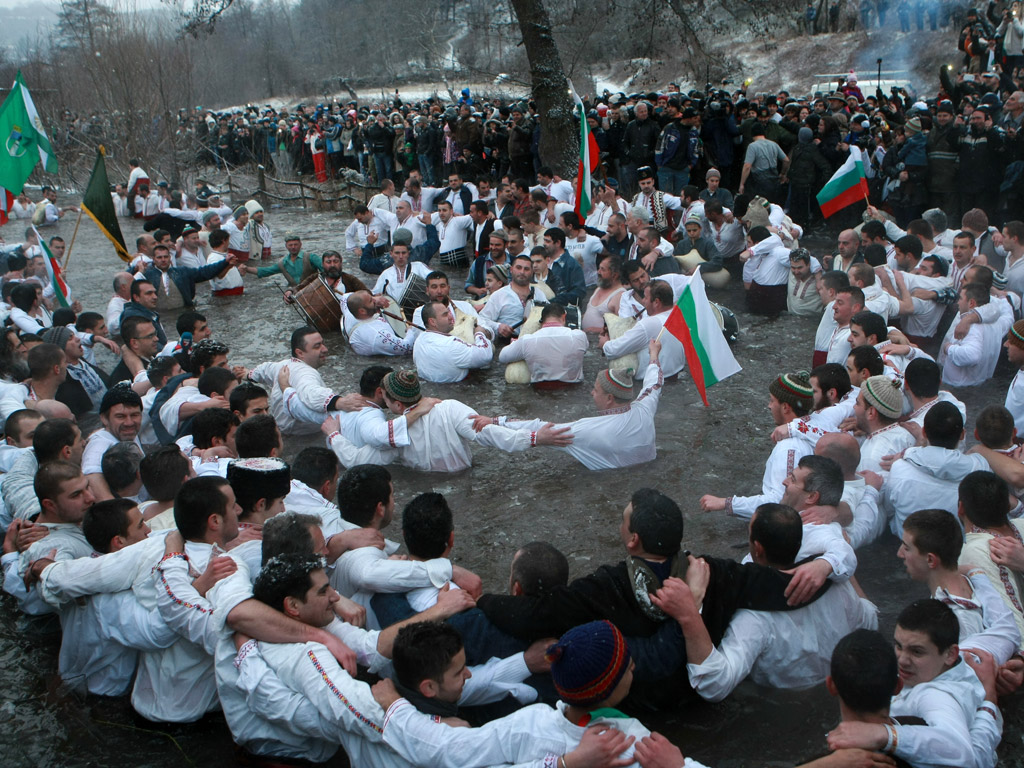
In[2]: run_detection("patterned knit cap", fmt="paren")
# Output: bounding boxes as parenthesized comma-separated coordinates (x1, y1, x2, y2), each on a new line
(862, 374, 903, 419)
(1008, 320, 1024, 350)
(596, 368, 634, 399)
(769, 371, 813, 410)
(383, 370, 421, 404)
(546, 620, 631, 707)
(40, 326, 73, 351)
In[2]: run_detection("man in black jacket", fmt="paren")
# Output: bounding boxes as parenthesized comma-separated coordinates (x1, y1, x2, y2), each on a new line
(43, 326, 109, 418)
(366, 112, 396, 183)
(621, 101, 660, 198)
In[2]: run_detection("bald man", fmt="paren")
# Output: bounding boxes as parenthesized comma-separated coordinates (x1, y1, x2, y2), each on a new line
(810, 432, 885, 549)
(823, 229, 862, 272)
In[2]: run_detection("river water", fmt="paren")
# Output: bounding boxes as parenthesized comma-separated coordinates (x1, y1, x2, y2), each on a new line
(0, 202, 1020, 767)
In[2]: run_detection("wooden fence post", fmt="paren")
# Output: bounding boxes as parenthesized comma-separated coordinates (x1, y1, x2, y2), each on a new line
(257, 165, 268, 208)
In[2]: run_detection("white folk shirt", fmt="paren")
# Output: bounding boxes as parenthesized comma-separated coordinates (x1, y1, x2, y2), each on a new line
(900, 272, 950, 338)
(585, 198, 629, 231)
(336, 403, 412, 452)
(368, 193, 399, 214)
(394, 213, 428, 247)
(158, 384, 208, 436)
(401, 187, 445, 213)
(888, 658, 1001, 768)
(332, 545, 452, 628)
(248, 358, 337, 436)
(372, 261, 432, 303)
(1007, 369, 1024, 434)
(941, 570, 1023, 665)
(222, 636, 398, 766)
(178, 247, 204, 270)
(825, 323, 852, 366)
(498, 325, 589, 383)
(602, 309, 686, 379)
(788, 273, 823, 317)
(960, 518, 1024, 643)
(906, 391, 967, 430)
(565, 234, 605, 287)
(414, 330, 492, 383)
(207, 251, 244, 292)
(743, 234, 790, 286)
(222, 220, 249, 252)
(429, 213, 474, 253)
(82, 428, 142, 476)
(479, 284, 549, 328)
(843, 479, 886, 550)
(882, 446, 990, 537)
(706, 218, 746, 260)
(632, 190, 683, 222)
(406, 299, 495, 347)
(856, 422, 916, 474)
(728, 435, 813, 519)
(688, 579, 878, 701)
(939, 310, 1004, 387)
(344, 214, 394, 253)
(501, 362, 664, 471)
(327, 398, 533, 472)
(862, 283, 900, 322)
(533, 178, 575, 203)
(617, 274, 689, 320)
(340, 295, 414, 357)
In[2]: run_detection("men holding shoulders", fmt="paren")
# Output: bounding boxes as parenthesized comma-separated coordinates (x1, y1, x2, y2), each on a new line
(599, 279, 685, 380)
(413, 301, 492, 383)
(498, 303, 588, 387)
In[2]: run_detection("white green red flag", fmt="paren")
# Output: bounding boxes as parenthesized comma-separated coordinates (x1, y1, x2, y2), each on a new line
(568, 80, 599, 218)
(32, 225, 71, 308)
(815, 145, 868, 218)
(662, 272, 741, 405)
(0, 71, 58, 226)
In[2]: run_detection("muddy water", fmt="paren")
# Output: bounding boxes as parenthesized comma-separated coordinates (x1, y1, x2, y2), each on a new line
(0, 203, 1021, 767)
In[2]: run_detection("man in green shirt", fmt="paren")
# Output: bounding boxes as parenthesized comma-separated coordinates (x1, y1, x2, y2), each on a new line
(243, 232, 322, 286)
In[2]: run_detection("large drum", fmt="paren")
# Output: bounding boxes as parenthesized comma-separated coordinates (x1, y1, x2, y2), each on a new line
(294, 275, 343, 334)
(603, 313, 640, 377)
(382, 296, 408, 338)
(674, 248, 730, 289)
(398, 274, 429, 319)
(452, 306, 477, 344)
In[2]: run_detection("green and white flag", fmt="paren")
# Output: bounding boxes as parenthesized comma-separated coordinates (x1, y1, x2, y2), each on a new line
(0, 71, 57, 225)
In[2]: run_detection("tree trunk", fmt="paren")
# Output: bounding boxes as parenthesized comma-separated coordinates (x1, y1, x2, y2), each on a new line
(509, 0, 577, 178)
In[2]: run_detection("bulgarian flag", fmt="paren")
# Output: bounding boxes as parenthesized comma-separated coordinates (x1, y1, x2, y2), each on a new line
(569, 80, 599, 218)
(32, 225, 71, 308)
(662, 272, 741, 406)
(816, 145, 869, 218)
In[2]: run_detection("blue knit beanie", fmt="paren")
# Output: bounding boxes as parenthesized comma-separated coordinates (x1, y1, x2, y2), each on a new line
(546, 620, 631, 707)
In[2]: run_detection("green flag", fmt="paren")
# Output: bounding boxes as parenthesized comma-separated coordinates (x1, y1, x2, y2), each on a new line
(81, 147, 131, 263)
(0, 71, 58, 196)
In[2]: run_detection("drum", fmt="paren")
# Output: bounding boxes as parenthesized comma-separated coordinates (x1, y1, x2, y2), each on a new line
(710, 301, 740, 343)
(382, 296, 408, 338)
(674, 248, 730, 289)
(398, 274, 429, 318)
(603, 313, 640, 377)
(294, 275, 343, 334)
(504, 305, 546, 384)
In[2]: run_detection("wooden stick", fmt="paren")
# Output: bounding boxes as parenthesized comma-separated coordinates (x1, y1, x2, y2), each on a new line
(63, 207, 84, 271)
(380, 308, 425, 331)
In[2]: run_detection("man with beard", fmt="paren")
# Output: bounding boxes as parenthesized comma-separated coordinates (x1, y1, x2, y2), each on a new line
(582, 252, 626, 332)
(82, 385, 144, 501)
(405, 272, 495, 347)
(958, 106, 1005, 218)
(283, 250, 350, 305)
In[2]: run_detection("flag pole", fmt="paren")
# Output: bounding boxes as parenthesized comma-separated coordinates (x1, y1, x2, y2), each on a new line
(63, 207, 84, 271)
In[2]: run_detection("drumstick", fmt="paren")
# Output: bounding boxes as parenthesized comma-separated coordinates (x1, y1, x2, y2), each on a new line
(380, 308, 426, 331)
(276, 284, 308, 323)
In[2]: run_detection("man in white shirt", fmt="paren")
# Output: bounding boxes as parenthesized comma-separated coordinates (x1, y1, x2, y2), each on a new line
(939, 283, 1004, 387)
(247, 327, 347, 435)
(879, 254, 951, 346)
(853, 375, 916, 474)
(1005, 319, 1024, 433)
(221, 206, 250, 263)
(787, 249, 823, 317)
(599, 278, 685, 379)
(340, 292, 414, 357)
(825, 286, 866, 365)
(665, 501, 876, 702)
(740, 226, 790, 315)
(345, 205, 396, 263)
(430, 200, 475, 268)
(561, 210, 605, 287)
(406, 271, 494, 348)
(82, 386, 144, 502)
(369, 179, 400, 214)
(479, 254, 549, 338)
(372, 242, 432, 306)
(106, 272, 134, 336)
(883, 402, 990, 537)
(899, 509, 1021, 665)
(498, 303, 588, 386)
(848, 263, 900, 322)
(533, 165, 574, 203)
(413, 301, 492, 383)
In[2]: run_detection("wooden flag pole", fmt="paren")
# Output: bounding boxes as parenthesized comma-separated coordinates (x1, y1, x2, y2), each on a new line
(63, 206, 84, 271)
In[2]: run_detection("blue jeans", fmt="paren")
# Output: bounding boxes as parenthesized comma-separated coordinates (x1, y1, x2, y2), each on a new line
(418, 153, 435, 186)
(657, 167, 690, 196)
(373, 152, 394, 183)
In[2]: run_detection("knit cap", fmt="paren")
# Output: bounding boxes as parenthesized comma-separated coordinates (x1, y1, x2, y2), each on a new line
(596, 368, 634, 400)
(182, 224, 201, 237)
(798, 127, 813, 144)
(546, 620, 631, 707)
(769, 372, 813, 410)
(245, 200, 264, 215)
(232, 206, 247, 220)
(488, 263, 510, 284)
(392, 228, 413, 247)
(904, 117, 922, 135)
(1007, 319, 1024, 350)
(705, 168, 721, 180)
(383, 370, 421, 404)
(862, 375, 903, 419)
(40, 326, 73, 350)
(202, 211, 219, 225)
(283, 232, 301, 242)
